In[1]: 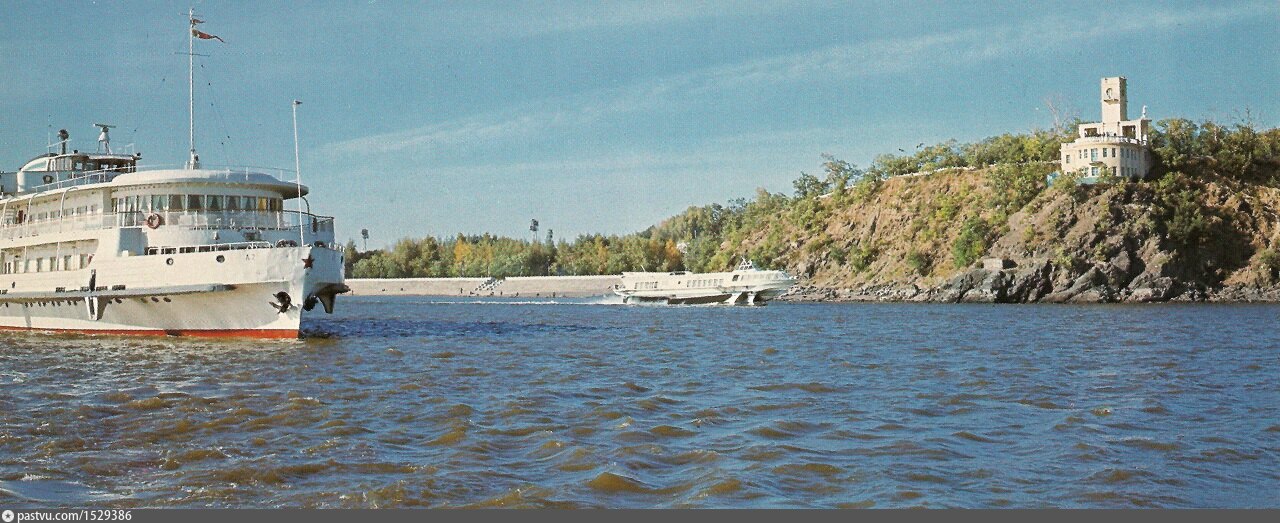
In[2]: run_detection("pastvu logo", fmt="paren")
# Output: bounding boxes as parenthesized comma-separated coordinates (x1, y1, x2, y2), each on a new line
(2, 509, 14, 522)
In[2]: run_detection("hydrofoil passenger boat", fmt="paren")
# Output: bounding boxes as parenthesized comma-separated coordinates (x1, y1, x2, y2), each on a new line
(614, 260, 795, 305)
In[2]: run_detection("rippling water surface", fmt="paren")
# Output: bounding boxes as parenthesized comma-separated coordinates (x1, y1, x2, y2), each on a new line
(1, 297, 1278, 508)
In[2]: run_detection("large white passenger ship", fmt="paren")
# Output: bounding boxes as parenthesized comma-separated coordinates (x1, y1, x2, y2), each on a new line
(614, 260, 796, 305)
(0, 14, 346, 338)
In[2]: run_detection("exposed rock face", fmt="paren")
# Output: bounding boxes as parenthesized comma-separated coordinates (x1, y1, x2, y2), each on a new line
(770, 169, 1280, 304)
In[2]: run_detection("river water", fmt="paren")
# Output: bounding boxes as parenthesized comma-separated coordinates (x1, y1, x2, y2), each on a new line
(0, 297, 1277, 508)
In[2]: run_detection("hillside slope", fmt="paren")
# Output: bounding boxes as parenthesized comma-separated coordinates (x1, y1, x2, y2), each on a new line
(770, 168, 1280, 302)
(695, 120, 1280, 302)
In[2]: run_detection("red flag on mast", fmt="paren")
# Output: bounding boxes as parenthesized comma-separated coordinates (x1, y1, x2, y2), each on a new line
(192, 28, 224, 42)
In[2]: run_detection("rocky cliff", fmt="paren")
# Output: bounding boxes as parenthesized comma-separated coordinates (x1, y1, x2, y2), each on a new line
(745, 162, 1280, 303)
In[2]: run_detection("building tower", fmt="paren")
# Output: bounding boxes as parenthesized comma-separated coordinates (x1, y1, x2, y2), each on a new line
(1059, 76, 1152, 182)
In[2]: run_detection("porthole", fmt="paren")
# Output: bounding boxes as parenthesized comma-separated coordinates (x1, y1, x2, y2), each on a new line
(162, 297, 172, 303)
(166, 258, 175, 266)
(151, 297, 159, 303)
(216, 255, 225, 263)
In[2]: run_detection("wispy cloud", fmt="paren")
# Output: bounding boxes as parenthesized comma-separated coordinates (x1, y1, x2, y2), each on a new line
(422, 127, 861, 180)
(502, 0, 807, 38)
(323, 2, 1271, 158)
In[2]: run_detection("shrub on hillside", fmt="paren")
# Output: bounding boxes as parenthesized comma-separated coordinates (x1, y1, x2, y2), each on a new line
(951, 217, 991, 269)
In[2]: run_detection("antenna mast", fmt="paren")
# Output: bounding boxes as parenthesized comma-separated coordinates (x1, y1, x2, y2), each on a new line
(293, 100, 304, 246)
(186, 7, 199, 169)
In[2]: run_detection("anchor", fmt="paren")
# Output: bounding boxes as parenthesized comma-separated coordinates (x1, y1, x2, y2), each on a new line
(83, 270, 107, 321)
(269, 291, 292, 313)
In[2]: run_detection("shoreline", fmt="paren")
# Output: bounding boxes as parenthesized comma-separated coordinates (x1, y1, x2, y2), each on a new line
(346, 276, 621, 298)
(347, 276, 1280, 303)
(779, 281, 1280, 304)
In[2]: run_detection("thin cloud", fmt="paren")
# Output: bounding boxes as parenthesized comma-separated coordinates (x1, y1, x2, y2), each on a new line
(323, 2, 1270, 158)
(376, 126, 877, 183)
(510, 0, 805, 38)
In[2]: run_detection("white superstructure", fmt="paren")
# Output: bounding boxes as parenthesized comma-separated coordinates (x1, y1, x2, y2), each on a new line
(0, 14, 346, 338)
(614, 260, 796, 305)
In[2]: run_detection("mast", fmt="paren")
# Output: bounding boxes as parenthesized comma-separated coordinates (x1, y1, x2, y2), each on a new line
(186, 7, 199, 169)
(292, 100, 304, 246)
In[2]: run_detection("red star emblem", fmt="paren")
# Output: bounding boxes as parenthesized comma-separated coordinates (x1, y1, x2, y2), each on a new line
(302, 256, 315, 269)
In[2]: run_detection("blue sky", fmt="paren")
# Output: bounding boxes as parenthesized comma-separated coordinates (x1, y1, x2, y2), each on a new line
(2, 1, 1277, 247)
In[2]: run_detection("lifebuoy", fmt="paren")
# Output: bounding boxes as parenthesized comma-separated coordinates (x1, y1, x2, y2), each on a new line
(145, 213, 163, 229)
(42, 174, 54, 184)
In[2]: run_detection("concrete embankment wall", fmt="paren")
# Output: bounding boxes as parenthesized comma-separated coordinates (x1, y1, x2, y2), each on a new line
(346, 278, 489, 296)
(500, 276, 621, 297)
(347, 276, 621, 298)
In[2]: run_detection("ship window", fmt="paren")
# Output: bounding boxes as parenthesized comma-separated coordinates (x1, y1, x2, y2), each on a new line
(226, 196, 241, 211)
(169, 195, 184, 211)
(733, 275, 739, 282)
(187, 195, 204, 211)
(80, 254, 88, 268)
(207, 195, 223, 212)
(257, 197, 269, 211)
(152, 195, 167, 211)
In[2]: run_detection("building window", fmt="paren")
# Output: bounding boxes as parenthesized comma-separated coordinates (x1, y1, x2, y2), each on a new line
(1090, 149, 1097, 161)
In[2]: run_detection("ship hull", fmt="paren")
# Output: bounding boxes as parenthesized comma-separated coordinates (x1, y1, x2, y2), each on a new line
(615, 280, 793, 306)
(0, 245, 344, 339)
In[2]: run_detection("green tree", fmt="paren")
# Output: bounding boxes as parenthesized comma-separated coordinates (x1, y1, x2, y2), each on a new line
(951, 216, 991, 268)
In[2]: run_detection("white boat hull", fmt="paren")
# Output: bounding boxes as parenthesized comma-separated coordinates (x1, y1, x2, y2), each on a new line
(614, 263, 795, 306)
(0, 245, 344, 338)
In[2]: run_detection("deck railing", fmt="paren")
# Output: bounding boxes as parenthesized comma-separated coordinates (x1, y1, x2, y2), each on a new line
(0, 210, 334, 241)
(19, 164, 298, 193)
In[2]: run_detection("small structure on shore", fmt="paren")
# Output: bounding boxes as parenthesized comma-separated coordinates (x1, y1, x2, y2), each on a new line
(1059, 76, 1153, 183)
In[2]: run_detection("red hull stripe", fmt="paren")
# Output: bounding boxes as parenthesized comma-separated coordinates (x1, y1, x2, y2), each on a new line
(0, 325, 299, 339)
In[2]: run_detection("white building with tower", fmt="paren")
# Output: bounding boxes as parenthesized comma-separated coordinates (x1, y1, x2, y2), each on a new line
(1060, 77, 1153, 181)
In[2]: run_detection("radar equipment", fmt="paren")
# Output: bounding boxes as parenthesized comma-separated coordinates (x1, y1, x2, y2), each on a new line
(94, 123, 116, 154)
